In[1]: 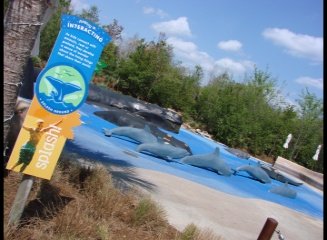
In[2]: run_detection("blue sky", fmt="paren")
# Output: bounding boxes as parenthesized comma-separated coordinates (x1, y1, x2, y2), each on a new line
(70, 0, 323, 105)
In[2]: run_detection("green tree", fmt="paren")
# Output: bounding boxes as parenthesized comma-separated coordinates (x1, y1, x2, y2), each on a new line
(39, 0, 71, 60)
(287, 89, 323, 171)
(94, 42, 120, 88)
(77, 5, 99, 24)
(242, 68, 281, 154)
(267, 105, 298, 159)
(117, 37, 173, 100)
(149, 64, 200, 114)
(195, 68, 292, 157)
(195, 73, 235, 142)
(103, 19, 124, 41)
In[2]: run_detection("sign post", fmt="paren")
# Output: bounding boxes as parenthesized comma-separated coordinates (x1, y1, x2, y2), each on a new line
(8, 175, 34, 226)
(6, 14, 111, 226)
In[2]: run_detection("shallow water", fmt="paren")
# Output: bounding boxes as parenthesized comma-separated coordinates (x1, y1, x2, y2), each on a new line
(65, 102, 323, 220)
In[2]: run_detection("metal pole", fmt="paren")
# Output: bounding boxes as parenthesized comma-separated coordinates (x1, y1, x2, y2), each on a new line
(8, 174, 35, 227)
(257, 217, 278, 240)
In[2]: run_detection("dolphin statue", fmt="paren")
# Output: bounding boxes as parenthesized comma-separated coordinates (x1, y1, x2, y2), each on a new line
(259, 163, 303, 186)
(181, 147, 233, 176)
(95, 108, 192, 153)
(46, 76, 82, 103)
(235, 163, 271, 183)
(136, 141, 191, 160)
(103, 125, 157, 144)
(269, 182, 297, 199)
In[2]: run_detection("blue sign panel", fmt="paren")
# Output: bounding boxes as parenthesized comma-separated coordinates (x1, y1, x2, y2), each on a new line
(35, 15, 111, 115)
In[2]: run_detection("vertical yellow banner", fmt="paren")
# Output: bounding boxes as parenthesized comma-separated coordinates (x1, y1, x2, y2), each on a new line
(6, 98, 81, 179)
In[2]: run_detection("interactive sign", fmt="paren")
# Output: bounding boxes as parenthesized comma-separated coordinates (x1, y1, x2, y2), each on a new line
(6, 15, 111, 179)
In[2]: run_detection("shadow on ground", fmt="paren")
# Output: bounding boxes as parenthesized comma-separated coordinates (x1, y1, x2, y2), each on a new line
(20, 181, 74, 226)
(61, 148, 157, 193)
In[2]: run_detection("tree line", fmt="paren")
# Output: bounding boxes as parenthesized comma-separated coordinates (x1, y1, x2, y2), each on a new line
(36, 2, 323, 173)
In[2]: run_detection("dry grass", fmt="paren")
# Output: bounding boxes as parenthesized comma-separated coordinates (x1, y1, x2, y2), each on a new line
(4, 158, 223, 240)
(177, 224, 224, 240)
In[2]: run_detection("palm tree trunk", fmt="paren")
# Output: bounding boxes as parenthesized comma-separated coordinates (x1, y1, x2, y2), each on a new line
(3, 0, 48, 149)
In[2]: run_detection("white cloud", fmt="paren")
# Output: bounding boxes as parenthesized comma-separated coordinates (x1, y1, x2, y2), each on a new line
(143, 7, 168, 18)
(143, 7, 155, 14)
(295, 76, 323, 90)
(213, 58, 254, 77)
(152, 17, 192, 37)
(218, 40, 242, 52)
(167, 37, 197, 53)
(166, 37, 255, 83)
(70, 0, 90, 13)
(167, 37, 214, 71)
(262, 28, 323, 62)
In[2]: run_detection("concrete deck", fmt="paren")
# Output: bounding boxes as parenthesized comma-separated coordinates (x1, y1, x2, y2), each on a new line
(274, 156, 323, 191)
(110, 166, 323, 240)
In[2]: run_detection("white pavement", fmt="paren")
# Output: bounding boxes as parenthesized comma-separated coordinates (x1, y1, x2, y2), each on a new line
(120, 167, 323, 240)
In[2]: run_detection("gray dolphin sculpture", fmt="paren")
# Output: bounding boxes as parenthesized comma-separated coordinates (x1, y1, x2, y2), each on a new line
(136, 141, 191, 160)
(235, 164, 271, 183)
(103, 125, 157, 144)
(260, 164, 303, 186)
(269, 182, 297, 199)
(181, 147, 233, 176)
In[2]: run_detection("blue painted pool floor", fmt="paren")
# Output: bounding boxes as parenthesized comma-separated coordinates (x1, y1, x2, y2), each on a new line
(64, 103, 323, 220)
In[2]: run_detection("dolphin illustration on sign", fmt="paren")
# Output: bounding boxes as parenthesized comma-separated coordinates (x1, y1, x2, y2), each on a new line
(45, 76, 82, 103)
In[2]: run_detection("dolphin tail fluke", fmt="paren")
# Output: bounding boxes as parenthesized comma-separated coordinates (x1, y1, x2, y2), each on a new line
(231, 168, 238, 175)
(45, 76, 82, 102)
(103, 128, 112, 137)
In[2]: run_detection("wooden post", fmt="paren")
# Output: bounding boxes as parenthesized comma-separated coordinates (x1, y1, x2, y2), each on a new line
(257, 217, 278, 240)
(8, 174, 35, 227)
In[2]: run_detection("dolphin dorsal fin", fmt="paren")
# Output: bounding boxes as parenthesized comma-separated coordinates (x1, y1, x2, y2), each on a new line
(214, 147, 220, 155)
(144, 124, 151, 132)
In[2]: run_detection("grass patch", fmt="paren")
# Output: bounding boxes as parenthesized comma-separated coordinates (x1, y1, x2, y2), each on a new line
(132, 197, 166, 230)
(177, 224, 223, 240)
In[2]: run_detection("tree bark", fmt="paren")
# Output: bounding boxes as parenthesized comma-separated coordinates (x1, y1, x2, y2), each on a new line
(3, 0, 48, 149)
